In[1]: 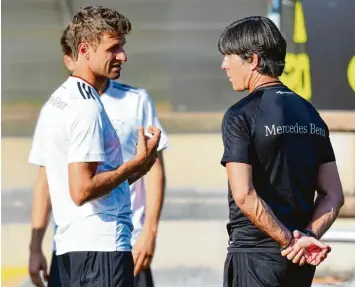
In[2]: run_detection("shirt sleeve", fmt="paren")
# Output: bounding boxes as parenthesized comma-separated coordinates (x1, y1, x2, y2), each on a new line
(28, 107, 46, 166)
(221, 111, 252, 166)
(67, 100, 106, 163)
(141, 90, 169, 151)
(319, 126, 336, 164)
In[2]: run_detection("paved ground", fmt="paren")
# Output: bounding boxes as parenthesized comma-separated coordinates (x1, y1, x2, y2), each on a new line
(2, 187, 355, 287)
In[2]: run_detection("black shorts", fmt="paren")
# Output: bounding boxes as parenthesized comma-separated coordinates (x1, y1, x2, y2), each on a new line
(57, 251, 134, 287)
(223, 252, 316, 287)
(134, 267, 154, 287)
(48, 252, 61, 287)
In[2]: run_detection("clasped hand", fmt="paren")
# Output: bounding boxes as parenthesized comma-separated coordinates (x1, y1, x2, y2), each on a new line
(281, 230, 331, 266)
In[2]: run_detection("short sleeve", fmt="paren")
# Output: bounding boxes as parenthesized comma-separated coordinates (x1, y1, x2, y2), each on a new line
(141, 90, 169, 151)
(28, 107, 47, 166)
(319, 127, 335, 164)
(67, 101, 106, 163)
(221, 112, 252, 166)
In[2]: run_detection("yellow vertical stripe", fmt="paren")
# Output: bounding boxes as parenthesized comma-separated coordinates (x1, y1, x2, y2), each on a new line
(294, 1, 307, 43)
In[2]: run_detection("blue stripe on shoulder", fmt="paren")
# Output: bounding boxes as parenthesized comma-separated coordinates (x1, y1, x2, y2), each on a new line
(112, 82, 141, 94)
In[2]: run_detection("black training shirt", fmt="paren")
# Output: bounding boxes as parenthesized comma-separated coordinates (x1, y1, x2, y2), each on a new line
(221, 84, 335, 252)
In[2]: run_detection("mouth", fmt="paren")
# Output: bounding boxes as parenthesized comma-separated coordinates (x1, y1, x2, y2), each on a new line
(111, 65, 121, 71)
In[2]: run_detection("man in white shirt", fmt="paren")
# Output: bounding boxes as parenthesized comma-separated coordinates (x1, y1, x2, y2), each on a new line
(28, 6, 161, 287)
(29, 20, 168, 287)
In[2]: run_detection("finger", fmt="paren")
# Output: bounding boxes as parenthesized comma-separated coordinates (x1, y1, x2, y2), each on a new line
(292, 249, 304, 264)
(132, 250, 139, 266)
(146, 125, 154, 132)
(29, 267, 41, 284)
(305, 255, 317, 266)
(134, 253, 145, 276)
(42, 261, 48, 281)
(137, 127, 145, 145)
(29, 273, 43, 287)
(147, 126, 160, 134)
(310, 238, 329, 249)
(315, 249, 328, 265)
(287, 247, 301, 261)
(151, 129, 161, 140)
(142, 255, 152, 269)
(152, 133, 161, 146)
(312, 255, 323, 266)
(304, 247, 318, 260)
(281, 247, 294, 257)
(299, 256, 306, 266)
(293, 230, 301, 239)
(322, 249, 329, 259)
(144, 135, 152, 141)
(305, 250, 320, 266)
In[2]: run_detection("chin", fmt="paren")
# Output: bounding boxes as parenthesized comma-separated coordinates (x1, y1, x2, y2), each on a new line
(108, 72, 121, 80)
(232, 84, 245, 92)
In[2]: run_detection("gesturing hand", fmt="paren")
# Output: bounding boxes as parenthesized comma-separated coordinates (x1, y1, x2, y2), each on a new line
(136, 126, 161, 173)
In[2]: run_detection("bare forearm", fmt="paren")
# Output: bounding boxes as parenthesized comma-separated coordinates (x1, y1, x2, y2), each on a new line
(79, 158, 142, 205)
(30, 228, 48, 252)
(144, 155, 165, 233)
(309, 162, 345, 239)
(306, 194, 343, 239)
(235, 189, 292, 247)
(128, 171, 145, 185)
(30, 167, 51, 251)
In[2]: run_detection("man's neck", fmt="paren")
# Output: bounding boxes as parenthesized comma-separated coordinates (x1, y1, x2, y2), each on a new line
(72, 66, 109, 95)
(248, 75, 281, 93)
(96, 78, 110, 95)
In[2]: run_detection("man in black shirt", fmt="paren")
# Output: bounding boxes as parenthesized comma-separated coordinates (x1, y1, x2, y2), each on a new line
(219, 16, 345, 287)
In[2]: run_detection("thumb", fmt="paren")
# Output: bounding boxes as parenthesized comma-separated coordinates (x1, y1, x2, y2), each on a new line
(137, 127, 145, 145)
(293, 230, 301, 239)
(42, 262, 48, 281)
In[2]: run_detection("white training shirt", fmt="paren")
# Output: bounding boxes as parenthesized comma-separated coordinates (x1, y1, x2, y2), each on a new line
(28, 76, 133, 255)
(100, 80, 169, 245)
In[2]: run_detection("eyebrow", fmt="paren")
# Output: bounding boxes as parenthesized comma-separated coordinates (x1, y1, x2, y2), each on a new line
(107, 41, 125, 49)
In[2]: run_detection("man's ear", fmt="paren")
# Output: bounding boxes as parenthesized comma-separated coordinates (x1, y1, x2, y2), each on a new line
(78, 43, 89, 60)
(249, 53, 259, 71)
(63, 55, 75, 73)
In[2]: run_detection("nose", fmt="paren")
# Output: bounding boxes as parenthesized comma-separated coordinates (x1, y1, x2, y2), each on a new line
(116, 47, 127, 63)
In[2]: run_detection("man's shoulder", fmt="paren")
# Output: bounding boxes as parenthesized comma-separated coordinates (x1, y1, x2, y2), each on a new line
(46, 84, 97, 116)
(273, 85, 324, 122)
(224, 92, 262, 122)
(56, 77, 100, 103)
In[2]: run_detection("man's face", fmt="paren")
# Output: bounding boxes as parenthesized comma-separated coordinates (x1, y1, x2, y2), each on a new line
(221, 54, 251, 91)
(87, 32, 127, 80)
